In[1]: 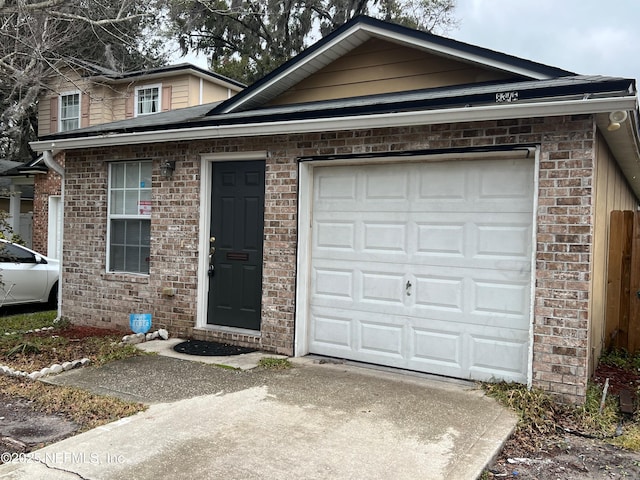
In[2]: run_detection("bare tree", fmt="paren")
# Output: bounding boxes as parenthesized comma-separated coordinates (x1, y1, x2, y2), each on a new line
(0, 0, 166, 162)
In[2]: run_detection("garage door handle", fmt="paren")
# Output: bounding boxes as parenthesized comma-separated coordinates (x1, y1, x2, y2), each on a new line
(405, 281, 412, 296)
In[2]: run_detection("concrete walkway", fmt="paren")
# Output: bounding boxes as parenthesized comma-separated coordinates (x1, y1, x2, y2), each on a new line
(0, 341, 516, 479)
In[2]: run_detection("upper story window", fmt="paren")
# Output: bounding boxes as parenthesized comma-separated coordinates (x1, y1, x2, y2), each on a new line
(135, 84, 161, 116)
(60, 92, 80, 131)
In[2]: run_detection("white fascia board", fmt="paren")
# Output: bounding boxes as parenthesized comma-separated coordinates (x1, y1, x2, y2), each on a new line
(30, 96, 638, 153)
(222, 22, 556, 114)
(359, 24, 554, 80)
(219, 24, 367, 113)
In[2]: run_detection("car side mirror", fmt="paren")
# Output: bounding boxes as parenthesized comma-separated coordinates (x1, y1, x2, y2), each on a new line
(34, 254, 47, 264)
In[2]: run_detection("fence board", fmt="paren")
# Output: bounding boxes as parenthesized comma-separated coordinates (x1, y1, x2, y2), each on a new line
(629, 212, 640, 353)
(605, 211, 633, 351)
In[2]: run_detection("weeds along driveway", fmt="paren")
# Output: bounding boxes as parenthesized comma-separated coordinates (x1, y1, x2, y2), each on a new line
(0, 355, 516, 480)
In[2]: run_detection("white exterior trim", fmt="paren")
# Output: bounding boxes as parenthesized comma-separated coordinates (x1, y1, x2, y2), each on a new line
(134, 83, 162, 117)
(32, 96, 638, 153)
(527, 147, 541, 388)
(357, 23, 559, 79)
(220, 22, 560, 114)
(58, 90, 81, 132)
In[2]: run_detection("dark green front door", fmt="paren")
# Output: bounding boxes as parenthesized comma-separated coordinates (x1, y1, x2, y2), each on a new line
(207, 161, 265, 330)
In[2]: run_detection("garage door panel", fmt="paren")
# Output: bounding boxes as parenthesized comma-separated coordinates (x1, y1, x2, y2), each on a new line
(310, 307, 408, 367)
(417, 164, 467, 200)
(413, 274, 464, 311)
(363, 222, 408, 253)
(312, 264, 407, 316)
(410, 328, 462, 367)
(468, 334, 529, 383)
(478, 161, 534, 202)
(314, 268, 354, 299)
(309, 158, 534, 383)
(416, 223, 465, 257)
(472, 279, 530, 318)
(311, 313, 352, 349)
(315, 220, 356, 249)
(364, 169, 410, 200)
(359, 321, 404, 357)
(361, 271, 405, 304)
(316, 172, 357, 201)
(475, 224, 532, 259)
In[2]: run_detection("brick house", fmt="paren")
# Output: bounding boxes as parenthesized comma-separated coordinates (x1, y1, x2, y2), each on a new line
(25, 63, 244, 258)
(31, 17, 640, 403)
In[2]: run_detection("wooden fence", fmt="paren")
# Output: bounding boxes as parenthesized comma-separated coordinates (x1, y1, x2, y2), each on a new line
(605, 211, 640, 353)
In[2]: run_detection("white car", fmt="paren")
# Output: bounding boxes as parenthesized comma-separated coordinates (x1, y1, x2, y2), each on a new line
(0, 239, 59, 306)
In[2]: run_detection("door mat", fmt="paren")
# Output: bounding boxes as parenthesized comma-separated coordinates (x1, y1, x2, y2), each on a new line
(173, 339, 257, 356)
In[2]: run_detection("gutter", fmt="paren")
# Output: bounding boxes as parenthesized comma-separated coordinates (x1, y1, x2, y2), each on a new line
(43, 150, 65, 176)
(43, 150, 64, 320)
(30, 95, 638, 152)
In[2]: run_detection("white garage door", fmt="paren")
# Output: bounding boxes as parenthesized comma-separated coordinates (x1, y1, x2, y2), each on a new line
(308, 157, 534, 383)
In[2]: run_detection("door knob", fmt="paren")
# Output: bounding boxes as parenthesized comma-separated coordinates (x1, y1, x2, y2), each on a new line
(210, 236, 216, 244)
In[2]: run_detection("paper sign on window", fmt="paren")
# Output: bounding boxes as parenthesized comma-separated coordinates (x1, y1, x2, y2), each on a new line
(139, 200, 151, 215)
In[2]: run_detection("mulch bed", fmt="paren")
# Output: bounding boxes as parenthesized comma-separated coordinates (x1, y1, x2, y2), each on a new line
(32, 325, 125, 340)
(593, 363, 640, 396)
(173, 339, 257, 356)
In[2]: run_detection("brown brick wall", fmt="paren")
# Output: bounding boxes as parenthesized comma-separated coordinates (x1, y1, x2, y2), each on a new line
(31, 153, 63, 255)
(62, 115, 596, 402)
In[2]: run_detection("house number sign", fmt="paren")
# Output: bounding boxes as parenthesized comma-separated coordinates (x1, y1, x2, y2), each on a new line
(495, 91, 519, 103)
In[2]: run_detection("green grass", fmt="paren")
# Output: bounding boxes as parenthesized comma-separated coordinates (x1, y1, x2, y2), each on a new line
(91, 338, 142, 366)
(0, 310, 58, 334)
(258, 357, 292, 369)
(600, 348, 640, 371)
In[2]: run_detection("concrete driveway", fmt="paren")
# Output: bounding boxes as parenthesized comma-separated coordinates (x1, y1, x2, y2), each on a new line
(0, 346, 516, 479)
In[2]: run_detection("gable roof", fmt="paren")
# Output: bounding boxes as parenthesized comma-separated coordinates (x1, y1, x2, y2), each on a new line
(213, 15, 575, 115)
(31, 16, 640, 197)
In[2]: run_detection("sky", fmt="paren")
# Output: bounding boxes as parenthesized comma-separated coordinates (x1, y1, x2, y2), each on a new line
(452, 0, 640, 82)
(179, 0, 640, 84)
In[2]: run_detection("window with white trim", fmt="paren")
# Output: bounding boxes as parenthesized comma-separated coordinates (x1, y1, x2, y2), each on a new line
(60, 92, 80, 131)
(108, 161, 152, 274)
(135, 84, 161, 116)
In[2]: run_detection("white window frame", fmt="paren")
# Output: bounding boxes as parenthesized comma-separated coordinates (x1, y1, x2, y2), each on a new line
(134, 83, 162, 116)
(107, 160, 152, 275)
(59, 90, 81, 132)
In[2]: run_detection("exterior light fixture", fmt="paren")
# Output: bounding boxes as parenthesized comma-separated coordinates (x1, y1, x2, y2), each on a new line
(160, 161, 176, 178)
(607, 110, 628, 131)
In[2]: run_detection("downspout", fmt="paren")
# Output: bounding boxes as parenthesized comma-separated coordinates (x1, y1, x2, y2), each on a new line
(43, 150, 64, 320)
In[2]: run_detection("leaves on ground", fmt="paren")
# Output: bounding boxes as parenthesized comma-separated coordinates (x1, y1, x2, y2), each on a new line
(0, 311, 146, 438)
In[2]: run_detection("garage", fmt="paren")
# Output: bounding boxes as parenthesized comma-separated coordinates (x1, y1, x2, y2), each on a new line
(306, 155, 535, 383)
